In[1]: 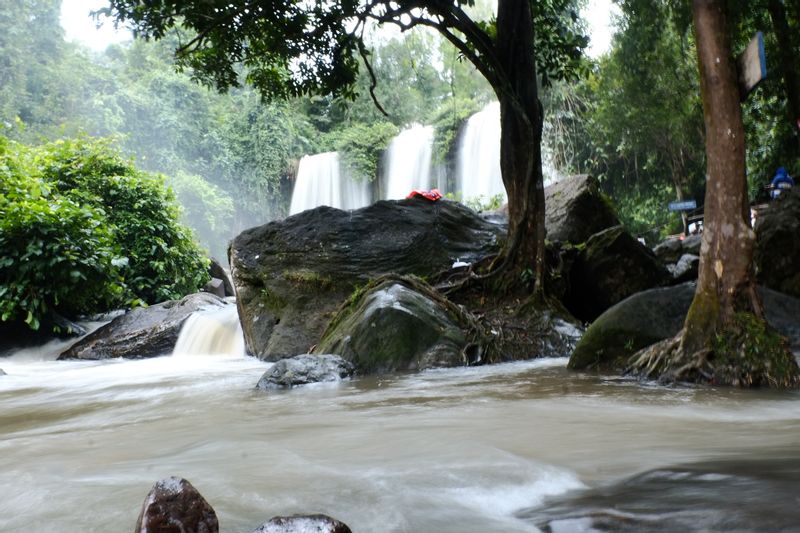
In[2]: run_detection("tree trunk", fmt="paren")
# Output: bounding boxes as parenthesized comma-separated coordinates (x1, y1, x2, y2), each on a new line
(683, 0, 760, 353)
(628, 0, 799, 387)
(495, 0, 546, 295)
(768, 0, 800, 153)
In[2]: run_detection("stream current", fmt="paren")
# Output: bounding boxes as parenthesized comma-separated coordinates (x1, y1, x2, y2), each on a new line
(1, 333, 800, 532)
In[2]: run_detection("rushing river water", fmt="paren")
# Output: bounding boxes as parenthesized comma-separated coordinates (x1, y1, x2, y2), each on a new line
(1, 336, 800, 532)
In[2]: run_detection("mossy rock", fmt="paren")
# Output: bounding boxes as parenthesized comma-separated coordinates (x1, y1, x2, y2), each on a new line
(570, 282, 800, 372)
(569, 283, 695, 371)
(314, 277, 472, 374)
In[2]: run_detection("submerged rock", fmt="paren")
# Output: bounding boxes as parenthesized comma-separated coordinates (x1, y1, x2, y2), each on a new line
(569, 283, 800, 371)
(544, 174, 620, 244)
(251, 514, 352, 533)
(564, 226, 671, 322)
(756, 189, 800, 298)
(58, 293, 229, 360)
(256, 354, 354, 389)
(229, 198, 502, 360)
(314, 278, 472, 374)
(135, 477, 218, 533)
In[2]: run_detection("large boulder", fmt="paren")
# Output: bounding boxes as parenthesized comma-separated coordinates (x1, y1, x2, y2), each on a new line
(313, 277, 473, 374)
(569, 283, 800, 371)
(135, 477, 218, 533)
(255, 354, 354, 389)
(755, 189, 800, 298)
(544, 174, 620, 244)
(229, 198, 502, 360)
(564, 226, 671, 322)
(58, 293, 228, 360)
(252, 514, 351, 533)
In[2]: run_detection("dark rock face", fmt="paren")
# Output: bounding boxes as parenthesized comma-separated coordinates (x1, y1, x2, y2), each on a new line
(544, 174, 620, 244)
(569, 283, 800, 371)
(58, 293, 228, 360)
(314, 279, 469, 374)
(208, 257, 235, 297)
(565, 226, 671, 322)
(256, 354, 354, 389)
(135, 477, 218, 533)
(229, 199, 502, 360)
(251, 514, 352, 533)
(756, 189, 800, 298)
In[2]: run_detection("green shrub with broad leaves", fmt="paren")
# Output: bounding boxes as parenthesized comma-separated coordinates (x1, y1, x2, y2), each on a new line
(0, 135, 209, 331)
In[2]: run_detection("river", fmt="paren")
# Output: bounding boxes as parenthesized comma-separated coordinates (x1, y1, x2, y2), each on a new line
(1, 323, 799, 532)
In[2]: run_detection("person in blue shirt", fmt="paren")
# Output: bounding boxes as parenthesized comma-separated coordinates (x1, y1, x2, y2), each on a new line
(770, 167, 795, 199)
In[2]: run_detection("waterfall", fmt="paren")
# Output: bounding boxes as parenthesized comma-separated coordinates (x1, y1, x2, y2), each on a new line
(289, 152, 371, 215)
(383, 124, 435, 199)
(172, 305, 245, 357)
(456, 102, 506, 205)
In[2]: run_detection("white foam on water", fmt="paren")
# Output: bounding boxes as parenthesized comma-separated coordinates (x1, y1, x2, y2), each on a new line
(172, 305, 245, 357)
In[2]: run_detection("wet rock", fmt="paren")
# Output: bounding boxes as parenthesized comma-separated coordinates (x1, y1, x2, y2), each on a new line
(58, 293, 229, 360)
(0, 313, 87, 356)
(135, 477, 218, 533)
(755, 189, 800, 298)
(251, 514, 351, 533)
(314, 278, 471, 374)
(564, 226, 671, 322)
(667, 253, 700, 283)
(208, 257, 235, 297)
(256, 354, 354, 389)
(229, 198, 502, 360)
(569, 283, 800, 371)
(0, 369, 5, 376)
(544, 174, 620, 244)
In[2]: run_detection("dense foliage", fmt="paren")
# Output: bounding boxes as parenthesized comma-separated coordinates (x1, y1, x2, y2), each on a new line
(0, 135, 209, 331)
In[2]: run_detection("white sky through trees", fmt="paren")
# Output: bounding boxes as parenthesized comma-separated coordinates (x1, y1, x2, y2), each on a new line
(60, 0, 618, 56)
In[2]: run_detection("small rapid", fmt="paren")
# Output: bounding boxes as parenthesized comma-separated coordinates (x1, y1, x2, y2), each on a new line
(1, 333, 800, 531)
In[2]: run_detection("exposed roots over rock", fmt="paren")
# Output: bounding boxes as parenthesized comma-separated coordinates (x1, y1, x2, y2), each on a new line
(627, 314, 800, 388)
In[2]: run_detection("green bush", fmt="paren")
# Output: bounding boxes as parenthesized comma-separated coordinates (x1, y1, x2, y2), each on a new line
(0, 135, 209, 331)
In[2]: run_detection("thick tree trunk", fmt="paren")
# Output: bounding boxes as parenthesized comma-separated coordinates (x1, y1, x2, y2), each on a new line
(495, 0, 546, 295)
(768, 0, 800, 152)
(628, 0, 799, 387)
(682, 0, 760, 353)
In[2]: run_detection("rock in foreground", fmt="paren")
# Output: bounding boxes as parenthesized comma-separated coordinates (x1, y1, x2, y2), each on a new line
(314, 277, 473, 374)
(252, 514, 352, 533)
(229, 199, 502, 360)
(59, 293, 229, 360)
(256, 354, 354, 389)
(135, 477, 218, 533)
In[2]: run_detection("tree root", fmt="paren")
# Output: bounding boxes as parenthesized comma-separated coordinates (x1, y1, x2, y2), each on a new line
(627, 320, 800, 388)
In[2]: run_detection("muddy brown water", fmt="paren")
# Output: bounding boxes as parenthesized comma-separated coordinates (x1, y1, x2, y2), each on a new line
(1, 317, 799, 532)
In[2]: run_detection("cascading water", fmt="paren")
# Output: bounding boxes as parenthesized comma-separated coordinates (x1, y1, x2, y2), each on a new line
(172, 304, 245, 357)
(289, 152, 371, 215)
(456, 101, 506, 205)
(383, 124, 435, 199)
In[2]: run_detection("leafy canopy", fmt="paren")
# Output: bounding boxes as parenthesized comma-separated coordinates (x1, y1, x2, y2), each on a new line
(0, 135, 210, 331)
